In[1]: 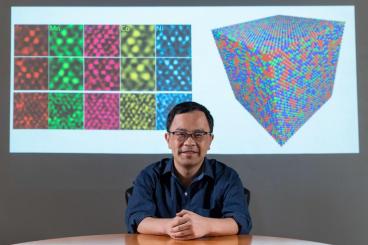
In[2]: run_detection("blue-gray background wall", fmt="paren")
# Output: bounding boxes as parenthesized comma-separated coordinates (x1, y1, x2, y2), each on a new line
(0, 0, 367, 245)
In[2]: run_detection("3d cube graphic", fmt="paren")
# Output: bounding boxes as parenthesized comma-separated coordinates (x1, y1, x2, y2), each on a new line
(212, 15, 344, 145)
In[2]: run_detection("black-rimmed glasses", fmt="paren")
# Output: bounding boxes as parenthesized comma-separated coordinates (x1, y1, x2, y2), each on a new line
(168, 130, 212, 142)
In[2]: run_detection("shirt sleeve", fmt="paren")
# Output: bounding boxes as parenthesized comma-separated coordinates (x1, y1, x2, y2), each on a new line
(221, 170, 252, 234)
(125, 168, 157, 233)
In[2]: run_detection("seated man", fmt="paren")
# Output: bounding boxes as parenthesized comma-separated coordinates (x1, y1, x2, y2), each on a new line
(125, 101, 252, 240)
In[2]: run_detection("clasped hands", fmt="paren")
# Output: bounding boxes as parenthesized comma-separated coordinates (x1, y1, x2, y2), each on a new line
(166, 209, 208, 240)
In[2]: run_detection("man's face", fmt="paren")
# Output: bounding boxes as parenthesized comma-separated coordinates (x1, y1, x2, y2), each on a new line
(165, 110, 214, 170)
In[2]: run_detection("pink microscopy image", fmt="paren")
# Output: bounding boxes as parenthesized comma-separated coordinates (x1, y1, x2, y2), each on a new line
(84, 93, 120, 129)
(85, 58, 120, 90)
(84, 25, 120, 57)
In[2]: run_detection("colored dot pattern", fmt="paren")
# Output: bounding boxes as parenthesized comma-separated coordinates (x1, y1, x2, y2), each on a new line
(120, 94, 156, 130)
(85, 25, 120, 57)
(157, 58, 192, 91)
(15, 25, 48, 56)
(49, 57, 83, 90)
(49, 25, 83, 56)
(48, 93, 84, 129)
(213, 15, 344, 145)
(85, 58, 120, 90)
(13, 93, 48, 129)
(156, 25, 191, 57)
(14, 58, 48, 90)
(121, 25, 155, 57)
(13, 24, 192, 130)
(85, 93, 120, 129)
(121, 58, 155, 91)
(156, 93, 192, 130)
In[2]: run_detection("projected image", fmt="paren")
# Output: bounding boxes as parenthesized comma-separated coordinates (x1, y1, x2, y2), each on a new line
(212, 15, 345, 146)
(13, 93, 48, 129)
(10, 7, 358, 154)
(13, 24, 192, 131)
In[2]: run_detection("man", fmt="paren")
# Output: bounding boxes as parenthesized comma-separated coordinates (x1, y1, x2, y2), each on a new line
(125, 101, 252, 240)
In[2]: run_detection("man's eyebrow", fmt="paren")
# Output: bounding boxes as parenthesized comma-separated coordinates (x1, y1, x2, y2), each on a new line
(172, 128, 187, 131)
(173, 128, 206, 132)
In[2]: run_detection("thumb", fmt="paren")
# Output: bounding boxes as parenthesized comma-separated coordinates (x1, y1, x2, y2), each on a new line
(176, 209, 189, 217)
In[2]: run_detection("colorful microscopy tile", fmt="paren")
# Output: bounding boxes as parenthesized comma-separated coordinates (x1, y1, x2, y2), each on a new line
(121, 58, 155, 91)
(84, 25, 120, 57)
(49, 57, 83, 90)
(14, 58, 48, 90)
(12, 23, 192, 132)
(85, 93, 120, 129)
(156, 58, 191, 91)
(49, 25, 83, 56)
(14, 25, 48, 56)
(156, 25, 191, 57)
(85, 58, 120, 90)
(48, 93, 83, 129)
(156, 93, 192, 130)
(13, 93, 48, 129)
(121, 25, 155, 57)
(120, 93, 156, 129)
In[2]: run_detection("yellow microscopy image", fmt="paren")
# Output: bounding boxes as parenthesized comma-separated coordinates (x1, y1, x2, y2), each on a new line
(121, 25, 155, 57)
(120, 93, 156, 130)
(121, 58, 155, 91)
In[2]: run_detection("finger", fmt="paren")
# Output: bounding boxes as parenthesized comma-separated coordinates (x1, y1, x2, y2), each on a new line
(171, 221, 191, 233)
(171, 216, 190, 227)
(176, 209, 191, 217)
(170, 229, 193, 239)
(171, 232, 195, 240)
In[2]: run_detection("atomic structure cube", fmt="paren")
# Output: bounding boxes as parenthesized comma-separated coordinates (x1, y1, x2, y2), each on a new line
(212, 15, 344, 145)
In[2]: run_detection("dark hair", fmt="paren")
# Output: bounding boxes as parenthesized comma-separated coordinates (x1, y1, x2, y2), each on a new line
(166, 101, 214, 133)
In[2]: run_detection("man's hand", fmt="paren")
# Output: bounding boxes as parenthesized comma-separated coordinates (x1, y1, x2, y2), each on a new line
(138, 210, 239, 240)
(167, 210, 209, 240)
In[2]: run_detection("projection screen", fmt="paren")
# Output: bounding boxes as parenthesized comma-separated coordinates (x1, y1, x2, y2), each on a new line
(10, 6, 358, 154)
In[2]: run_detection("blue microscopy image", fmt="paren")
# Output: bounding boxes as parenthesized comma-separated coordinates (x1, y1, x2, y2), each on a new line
(156, 25, 191, 57)
(156, 93, 192, 130)
(157, 58, 192, 91)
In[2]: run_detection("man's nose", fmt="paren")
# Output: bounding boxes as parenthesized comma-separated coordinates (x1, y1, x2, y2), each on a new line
(183, 135, 196, 145)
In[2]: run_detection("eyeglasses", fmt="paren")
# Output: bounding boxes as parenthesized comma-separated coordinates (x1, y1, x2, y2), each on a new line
(168, 130, 212, 142)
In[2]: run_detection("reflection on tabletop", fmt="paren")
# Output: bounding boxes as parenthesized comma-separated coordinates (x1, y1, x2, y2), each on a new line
(126, 234, 249, 245)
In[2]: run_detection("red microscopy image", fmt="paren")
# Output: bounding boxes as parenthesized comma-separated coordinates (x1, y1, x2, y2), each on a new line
(84, 25, 120, 57)
(13, 93, 48, 129)
(15, 25, 48, 56)
(14, 58, 48, 90)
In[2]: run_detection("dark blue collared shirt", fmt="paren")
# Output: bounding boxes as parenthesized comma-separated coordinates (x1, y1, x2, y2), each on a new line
(125, 158, 252, 234)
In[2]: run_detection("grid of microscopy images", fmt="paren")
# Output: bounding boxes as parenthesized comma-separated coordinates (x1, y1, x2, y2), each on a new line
(13, 24, 192, 130)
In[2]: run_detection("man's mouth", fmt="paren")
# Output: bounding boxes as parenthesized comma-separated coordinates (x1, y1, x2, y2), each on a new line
(179, 150, 199, 154)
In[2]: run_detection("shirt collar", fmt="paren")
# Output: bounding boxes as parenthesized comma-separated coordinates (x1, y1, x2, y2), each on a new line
(162, 157, 214, 180)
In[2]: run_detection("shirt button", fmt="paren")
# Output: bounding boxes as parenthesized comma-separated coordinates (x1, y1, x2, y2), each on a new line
(184, 192, 188, 196)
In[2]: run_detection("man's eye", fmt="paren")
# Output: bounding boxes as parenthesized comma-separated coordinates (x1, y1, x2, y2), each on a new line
(176, 132, 187, 137)
(194, 132, 205, 138)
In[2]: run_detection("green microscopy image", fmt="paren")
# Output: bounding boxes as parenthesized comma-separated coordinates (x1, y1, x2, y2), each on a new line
(48, 93, 83, 129)
(121, 25, 155, 57)
(49, 25, 83, 56)
(49, 57, 83, 90)
(120, 93, 156, 130)
(121, 58, 155, 91)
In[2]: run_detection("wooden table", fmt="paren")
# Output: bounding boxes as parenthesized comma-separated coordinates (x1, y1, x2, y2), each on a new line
(14, 234, 331, 245)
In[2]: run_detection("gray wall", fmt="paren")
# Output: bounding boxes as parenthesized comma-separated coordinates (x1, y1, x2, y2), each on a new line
(1, 0, 367, 245)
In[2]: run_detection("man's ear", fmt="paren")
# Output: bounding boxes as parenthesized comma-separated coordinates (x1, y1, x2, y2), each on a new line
(165, 132, 173, 150)
(164, 132, 170, 144)
(208, 134, 214, 150)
